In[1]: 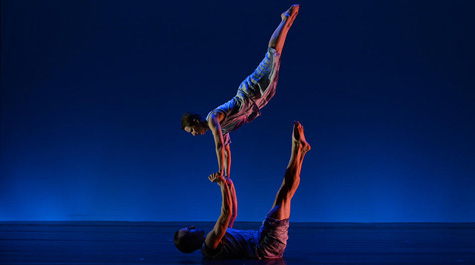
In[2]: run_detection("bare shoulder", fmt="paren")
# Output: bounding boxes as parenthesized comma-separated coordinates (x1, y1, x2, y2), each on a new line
(208, 112, 225, 125)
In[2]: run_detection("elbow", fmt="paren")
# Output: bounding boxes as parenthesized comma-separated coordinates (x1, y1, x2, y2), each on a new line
(221, 207, 233, 217)
(216, 143, 224, 152)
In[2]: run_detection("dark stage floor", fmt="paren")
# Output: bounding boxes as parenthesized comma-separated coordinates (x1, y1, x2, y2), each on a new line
(1, 221, 474, 265)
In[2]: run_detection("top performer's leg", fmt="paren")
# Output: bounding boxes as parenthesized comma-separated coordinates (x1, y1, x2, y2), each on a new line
(268, 4, 300, 55)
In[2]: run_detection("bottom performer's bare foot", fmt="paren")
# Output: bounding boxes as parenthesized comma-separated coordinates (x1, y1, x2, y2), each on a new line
(292, 121, 311, 153)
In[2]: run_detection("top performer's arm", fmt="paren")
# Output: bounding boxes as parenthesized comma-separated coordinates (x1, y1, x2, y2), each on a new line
(208, 113, 226, 178)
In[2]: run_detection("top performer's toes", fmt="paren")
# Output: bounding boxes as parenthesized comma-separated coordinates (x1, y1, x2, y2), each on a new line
(281, 4, 299, 23)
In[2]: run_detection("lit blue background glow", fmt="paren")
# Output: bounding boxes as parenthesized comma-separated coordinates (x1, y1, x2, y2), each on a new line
(1, 0, 474, 222)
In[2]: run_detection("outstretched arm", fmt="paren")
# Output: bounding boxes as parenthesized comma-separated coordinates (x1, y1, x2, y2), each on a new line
(205, 173, 233, 250)
(208, 113, 225, 178)
(226, 178, 237, 228)
(224, 145, 231, 178)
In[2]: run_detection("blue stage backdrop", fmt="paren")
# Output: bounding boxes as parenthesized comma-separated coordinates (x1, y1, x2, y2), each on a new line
(1, 0, 474, 222)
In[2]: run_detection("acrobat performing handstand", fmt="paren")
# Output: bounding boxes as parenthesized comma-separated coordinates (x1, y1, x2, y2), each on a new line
(181, 4, 300, 179)
(175, 121, 311, 259)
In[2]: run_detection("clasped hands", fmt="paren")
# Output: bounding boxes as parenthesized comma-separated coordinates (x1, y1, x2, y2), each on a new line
(208, 172, 230, 184)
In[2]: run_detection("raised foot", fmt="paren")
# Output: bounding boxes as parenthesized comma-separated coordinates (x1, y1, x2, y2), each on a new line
(293, 121, 311, 152)
(281, 4, 300, 22)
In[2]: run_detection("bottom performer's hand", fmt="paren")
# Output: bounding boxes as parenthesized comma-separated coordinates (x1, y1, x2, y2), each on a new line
(208, 172, 225, 184)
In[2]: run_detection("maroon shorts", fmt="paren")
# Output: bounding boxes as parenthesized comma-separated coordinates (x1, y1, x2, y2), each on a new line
(256, 217, 289, 259)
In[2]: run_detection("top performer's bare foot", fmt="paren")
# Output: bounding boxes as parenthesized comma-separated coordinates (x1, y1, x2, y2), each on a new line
(281, 4, 299, 26)
(292, 121, 311, 153)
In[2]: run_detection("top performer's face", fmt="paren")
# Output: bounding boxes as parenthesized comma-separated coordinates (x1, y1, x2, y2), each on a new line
(184, 125, 205, 136)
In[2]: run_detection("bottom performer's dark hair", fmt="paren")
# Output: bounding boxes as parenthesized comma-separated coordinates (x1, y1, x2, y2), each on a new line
(174, 230, 197, 253)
